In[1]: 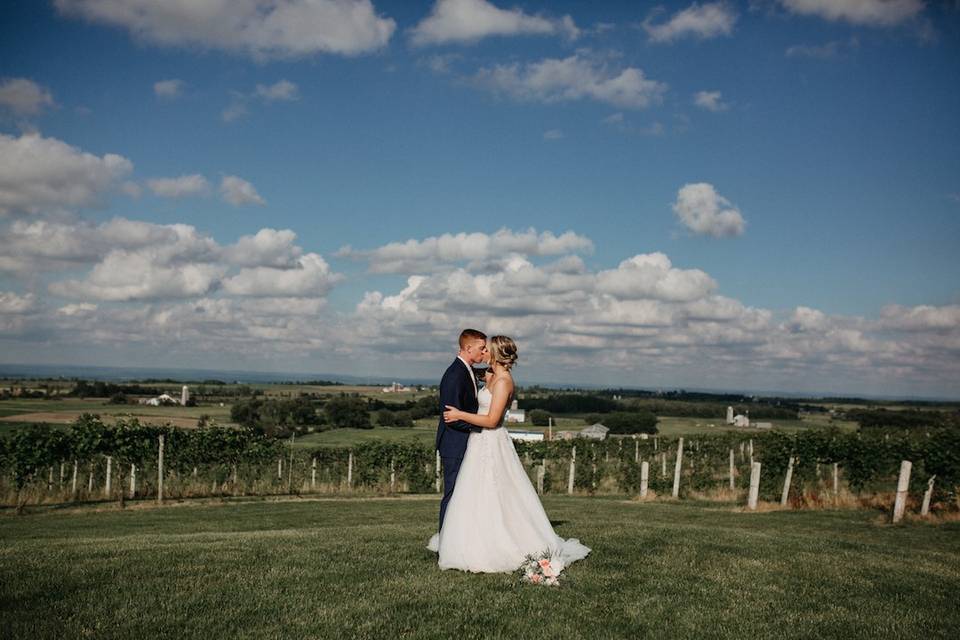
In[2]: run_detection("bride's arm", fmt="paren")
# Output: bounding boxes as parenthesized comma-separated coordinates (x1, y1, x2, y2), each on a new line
(443, 379, 513, 429)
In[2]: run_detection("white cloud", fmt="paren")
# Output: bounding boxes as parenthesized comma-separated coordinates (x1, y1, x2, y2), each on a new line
(222, 253, 340, 296)
(693, 90, 728, 112)
(780, 0, 924, 26)
(785, 41, 842, 59)
(410, 0, 578, 46)
(672, 183, 746, 237)
(55, 0, 396, 58)
(596, 253, 717, 302)
(146, 174, 210, 198)
(0, 292, 36, 314)
(224, 228, 302, 267)
(0, 133, 132, 216)
(254, 80, 299, 102)
(220, 175, 266, 206)
(643, 2, 737, 43)
(153, 79, 183, 98)
(419, 53, 462, 74)
(879, 304, 960, 331)
(339, 228, 594, 273)
(543, 129, 563, 140)
(474, 54, 667, 110)
(57, 303, 98, 316)
(0, 78, 55, 116)
(49, 249, 227, 301)
(222, 96, 249, 123)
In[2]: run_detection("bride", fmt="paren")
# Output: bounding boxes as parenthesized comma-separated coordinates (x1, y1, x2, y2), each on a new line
(427, 335, 590, 574)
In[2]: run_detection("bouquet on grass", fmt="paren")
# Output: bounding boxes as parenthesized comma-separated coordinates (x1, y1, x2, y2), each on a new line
(519, 550, 565, 586)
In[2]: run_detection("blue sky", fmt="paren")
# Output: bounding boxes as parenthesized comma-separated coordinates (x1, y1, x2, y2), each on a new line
(1, 0, 958, 397)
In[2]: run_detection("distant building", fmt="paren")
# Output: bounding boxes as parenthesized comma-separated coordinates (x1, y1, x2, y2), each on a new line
(579, 423, 609, 440)
(554, 430, 579, 441)
(143, 393, 178, 406)
(181, 385, 189, 406)
(382, 382, 411, 393)
(733, 413, 750, 427)
(754, 422, 773, 429)
(508, 429, 543, 442)
(505, 399, 525, 423)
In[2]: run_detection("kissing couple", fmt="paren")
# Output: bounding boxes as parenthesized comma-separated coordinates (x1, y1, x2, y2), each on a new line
(427, 329, 590, 575)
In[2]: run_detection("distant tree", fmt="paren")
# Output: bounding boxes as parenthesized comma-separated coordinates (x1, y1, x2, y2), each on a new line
(325, 395, 372, 429)
(529, 409, 551, 427)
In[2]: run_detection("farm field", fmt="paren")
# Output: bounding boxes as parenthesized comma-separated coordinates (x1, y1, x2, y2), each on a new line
(1, 496, 958, 639)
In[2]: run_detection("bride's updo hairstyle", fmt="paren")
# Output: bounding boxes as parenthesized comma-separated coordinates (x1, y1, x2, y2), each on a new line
(489, 335, 518, 371)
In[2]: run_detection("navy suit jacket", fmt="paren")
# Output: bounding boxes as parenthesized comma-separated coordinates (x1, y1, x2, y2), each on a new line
(435, 358, 481, 458)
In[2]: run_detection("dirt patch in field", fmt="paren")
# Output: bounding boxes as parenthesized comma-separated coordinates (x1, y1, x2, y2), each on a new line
(0, 412, 200, 428)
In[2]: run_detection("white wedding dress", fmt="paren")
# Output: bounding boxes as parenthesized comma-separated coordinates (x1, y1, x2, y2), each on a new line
(427, 387, 590, 574)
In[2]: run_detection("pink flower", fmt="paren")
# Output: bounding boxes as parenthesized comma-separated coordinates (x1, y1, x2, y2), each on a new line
(531, 574, 542, 584)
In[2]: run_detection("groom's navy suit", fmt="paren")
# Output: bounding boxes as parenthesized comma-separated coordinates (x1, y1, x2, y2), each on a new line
(436, 357, 481, 530)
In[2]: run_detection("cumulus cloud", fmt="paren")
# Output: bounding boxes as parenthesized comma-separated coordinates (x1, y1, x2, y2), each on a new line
(672, 183, 746, 237)
(596, 253, 716, 302)
(24, 215, 341, 304)
(474, 54, 667, 110)
(879, 304, 960, 331)
(0, 292, 36, 314)
(222, 253, 341, 297)
(224, 228, 302, 267)
(693, 90, 728, 112)
(779, 0, 924, 26)
(0, 133, 132, 216)
(55, 0, 396, 58)
(643, 2, 737, 43)
(0, 78, 55, 116)
(409, 0, 578, 46)
(338, 228, 594, 273)
(220, 175, 266, 206)
(254, 79, 299, 102)
(49, 249, 226, 302)
(146, 174, 210, 198)
(153, 79, 183, 98)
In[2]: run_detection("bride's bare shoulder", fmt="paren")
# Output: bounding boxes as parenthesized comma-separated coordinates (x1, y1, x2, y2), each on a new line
(491, 374, 514, 393)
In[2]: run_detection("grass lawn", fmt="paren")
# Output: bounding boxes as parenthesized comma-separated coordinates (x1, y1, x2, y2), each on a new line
(1, 496, 957, 639)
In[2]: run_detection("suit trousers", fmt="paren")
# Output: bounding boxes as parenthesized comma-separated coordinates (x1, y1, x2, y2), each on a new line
(439, 455, 464, 531)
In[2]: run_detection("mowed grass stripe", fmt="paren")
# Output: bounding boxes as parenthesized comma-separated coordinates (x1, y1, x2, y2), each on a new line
(1, 497, 958, 639)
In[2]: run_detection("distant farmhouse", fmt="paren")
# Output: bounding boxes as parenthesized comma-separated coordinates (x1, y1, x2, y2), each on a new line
(504, 399, 525, 423)
(726, 406, 771, 429)
(580, 423, 609, 440)
(507, 429, 543, 442)
(382, 382, 411, 393)
(141, 386, 190, 407)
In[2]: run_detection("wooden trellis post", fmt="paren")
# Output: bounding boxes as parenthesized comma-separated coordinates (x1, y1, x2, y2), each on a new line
(661, 453, 666, 478)
(567, 446, 576, 495)
(536, 463, 545, 496)
(71, 460, 78, 495)
(347, 451, 353, 489)
(921, 475, 936, 516)
(640, 461, 649, 498)
(311, 457, 317, 489)
(780, 456, 795, 507)
(157, 434, 165, 504)
(634, 440, 639, 463)
(892, 460, 912, 524)
(729, 449, 735, 491)
(747, 462, 761, 510)
(832, 463, 839, 495)
(390, 459, 396, 493)
(672, 438, 684, 498)
(105, 456, 112, 497)
(129, 464, 136, 499)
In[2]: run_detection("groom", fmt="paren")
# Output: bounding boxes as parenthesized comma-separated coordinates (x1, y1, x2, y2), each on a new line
(435, 328, 487, 530)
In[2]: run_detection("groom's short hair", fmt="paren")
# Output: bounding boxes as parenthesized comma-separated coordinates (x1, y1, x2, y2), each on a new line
(459, 329, 487, 349)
